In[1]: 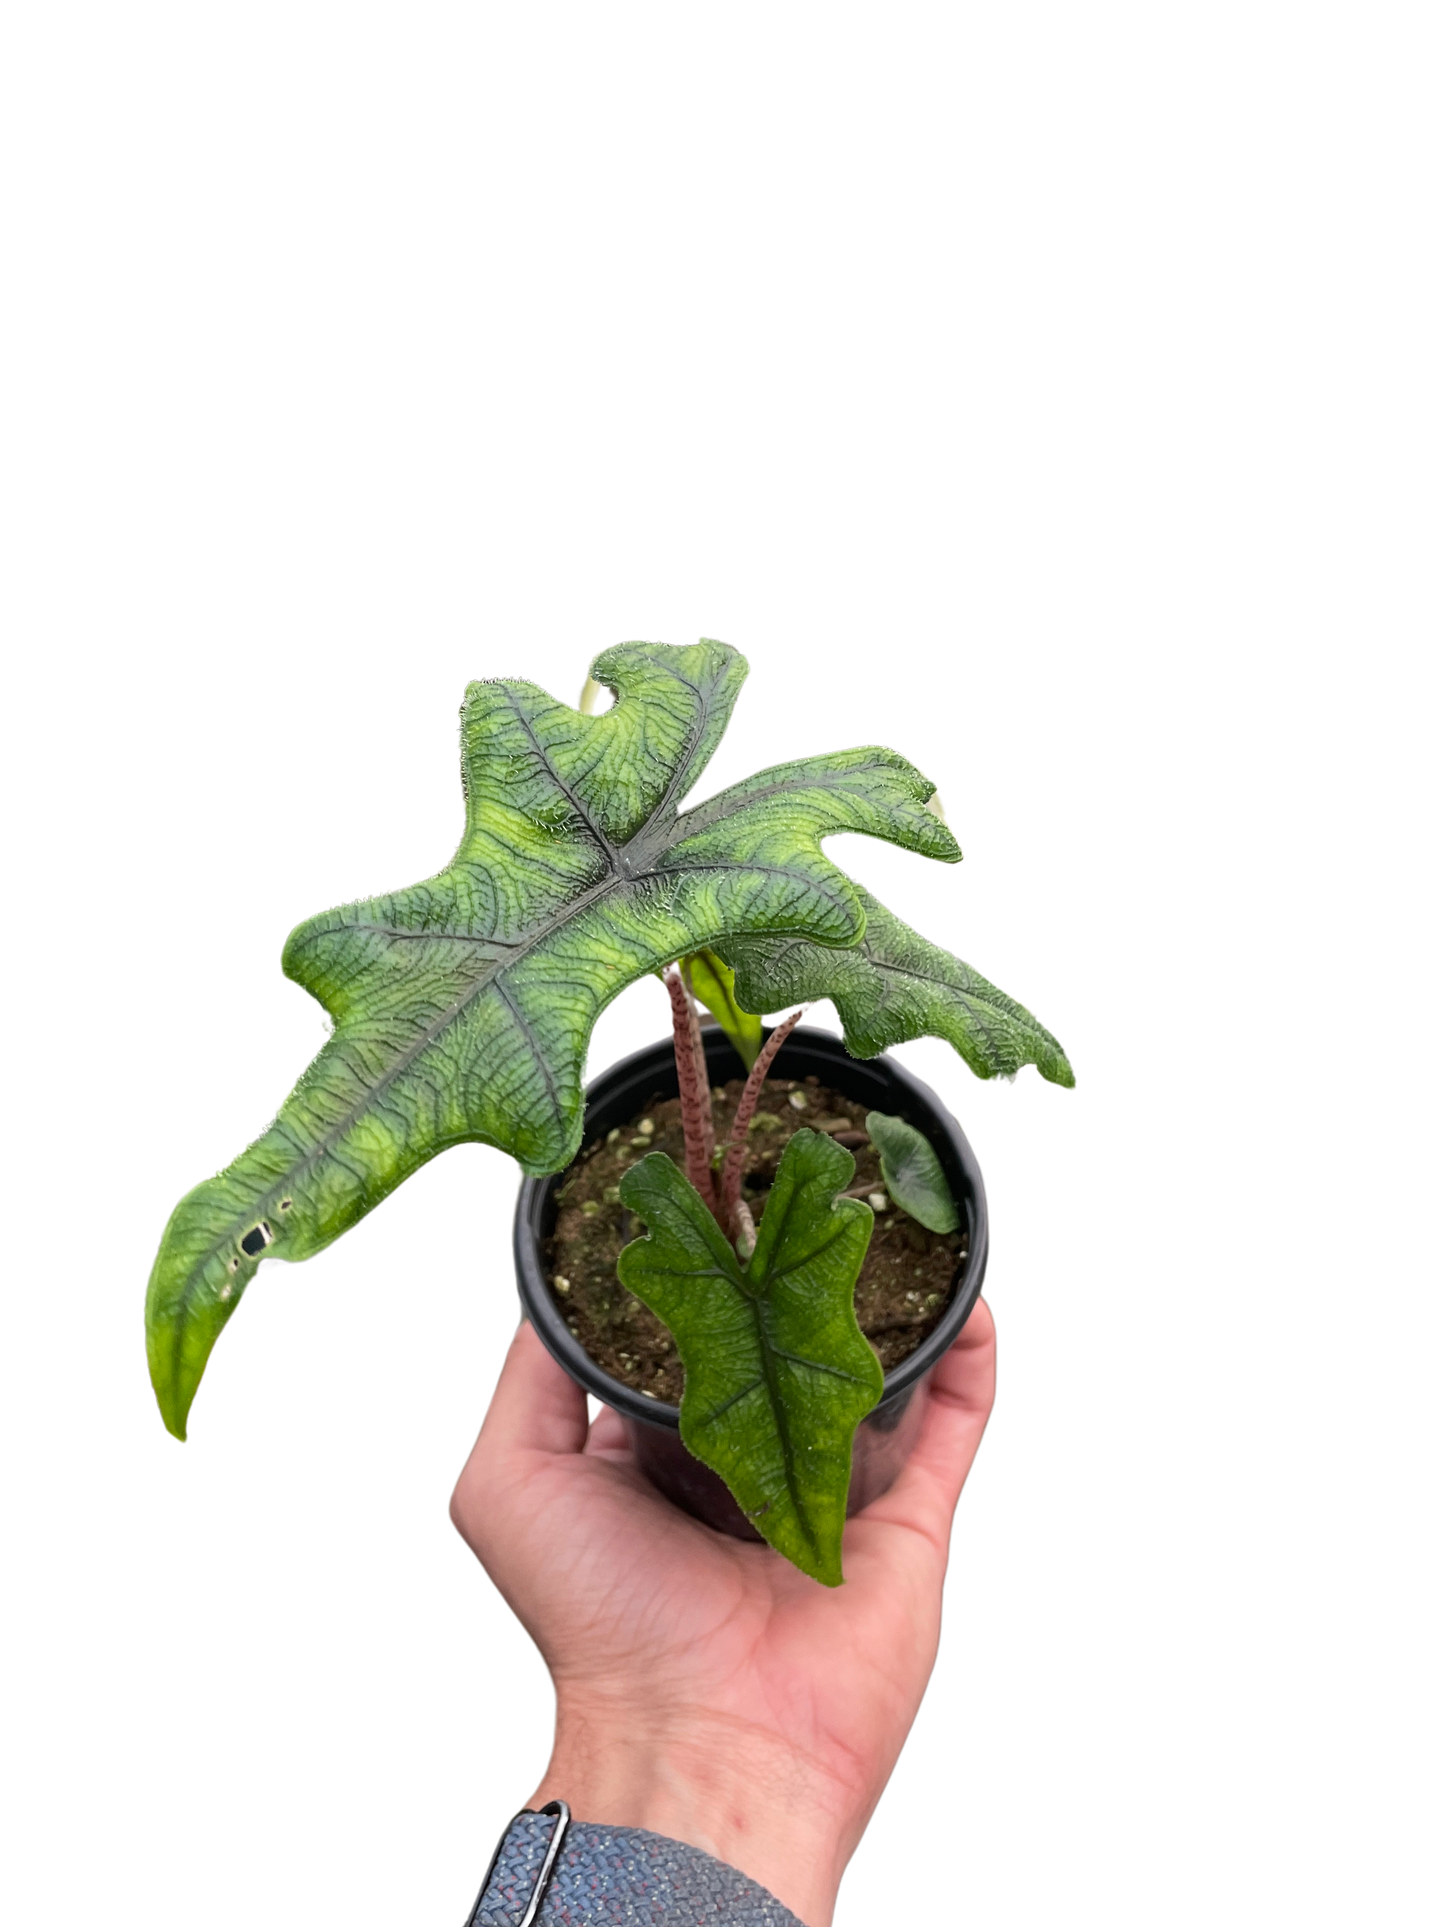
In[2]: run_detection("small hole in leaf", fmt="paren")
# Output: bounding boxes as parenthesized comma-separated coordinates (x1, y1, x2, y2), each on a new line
(240, 1223, 273, 1258)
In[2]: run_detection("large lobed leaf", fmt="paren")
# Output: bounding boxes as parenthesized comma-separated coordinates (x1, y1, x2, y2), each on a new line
(618, 1130, 882, 1585)
(719, 888, 1075, 1086)
(147, 641, 957, 1438)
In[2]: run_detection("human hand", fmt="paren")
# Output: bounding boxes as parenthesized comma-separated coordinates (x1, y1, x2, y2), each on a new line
(450, 1304, 996, 1927)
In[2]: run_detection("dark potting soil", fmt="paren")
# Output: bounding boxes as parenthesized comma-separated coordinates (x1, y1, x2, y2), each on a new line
(542, 1071, 967, 1405)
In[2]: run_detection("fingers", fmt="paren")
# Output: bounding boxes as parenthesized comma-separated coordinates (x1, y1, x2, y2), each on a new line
(922, 1294, 997, 1421)
(471, 1320, 590, 1468)
(870, 1298, 997, 1550)
(584, 1403, 632, 1459)
(451, 1322, 591, 1553)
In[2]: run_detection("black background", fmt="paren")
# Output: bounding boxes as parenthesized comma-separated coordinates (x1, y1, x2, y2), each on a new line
(104, 497, 1132, 1911)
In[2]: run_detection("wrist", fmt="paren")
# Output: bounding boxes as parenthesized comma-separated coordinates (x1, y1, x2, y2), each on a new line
(527, 1697, 862, 1926)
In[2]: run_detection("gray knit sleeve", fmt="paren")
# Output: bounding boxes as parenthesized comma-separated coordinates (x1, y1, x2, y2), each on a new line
(466, 1807, 805, 1926)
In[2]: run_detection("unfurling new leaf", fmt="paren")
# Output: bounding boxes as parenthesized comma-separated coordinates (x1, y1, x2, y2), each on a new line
(618, 1130, 883, 1585)
(681, 948, 764, 1070)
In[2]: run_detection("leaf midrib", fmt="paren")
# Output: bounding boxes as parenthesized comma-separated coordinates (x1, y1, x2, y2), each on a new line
(172, 869, 617, 1317)
(623, 751, 919, 870)
(728, 932, 1024, 1071)
(499, 685, 621, 865)
(692, 1235, 872, 1559)
(171, 701, 894, 1331)
(749, 1291, 816, 1557)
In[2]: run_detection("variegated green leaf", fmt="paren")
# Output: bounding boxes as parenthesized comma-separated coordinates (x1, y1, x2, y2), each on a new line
(147, 642, 957, 1437)
(719, 888, 1074, 1086)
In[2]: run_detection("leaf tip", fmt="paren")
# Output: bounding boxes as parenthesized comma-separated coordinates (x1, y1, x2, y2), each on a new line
(793, 1543, 845, 1587)
(161, 1405, 190, 1443)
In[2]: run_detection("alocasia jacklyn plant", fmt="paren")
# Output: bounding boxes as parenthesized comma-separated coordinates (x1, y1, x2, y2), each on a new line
(147, 639, 1071, 1580)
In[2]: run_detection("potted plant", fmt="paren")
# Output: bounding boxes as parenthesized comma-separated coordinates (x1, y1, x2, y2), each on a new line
(147, 639, 1072, 1585)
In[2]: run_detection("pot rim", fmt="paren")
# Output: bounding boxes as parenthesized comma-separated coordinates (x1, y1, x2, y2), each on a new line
(514, 1025, 990, 1432)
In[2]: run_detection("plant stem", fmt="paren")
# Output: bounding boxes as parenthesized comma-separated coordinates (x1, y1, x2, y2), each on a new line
(664, 966, 722, 1222)
(716, 1008, 803, 1233)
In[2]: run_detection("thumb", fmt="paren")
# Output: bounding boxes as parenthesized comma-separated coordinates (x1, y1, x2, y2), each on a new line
(451, 1321, 588, 1541)
(485, 1319, 590, 1458)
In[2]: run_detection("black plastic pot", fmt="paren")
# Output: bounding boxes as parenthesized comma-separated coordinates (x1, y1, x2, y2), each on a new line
(514, 1026, 989, 1539)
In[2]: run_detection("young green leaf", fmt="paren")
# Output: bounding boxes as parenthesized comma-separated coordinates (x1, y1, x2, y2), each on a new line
(719, 888, 1074, 1087)
(146, 641, 956, 1439)
(618, 1130, 882, 1585)
(865, 1112, 960, 1234)
(681, 948, 764, 1070)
